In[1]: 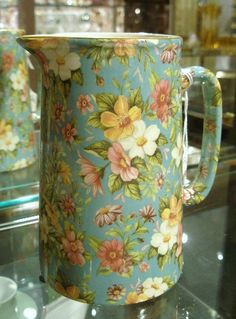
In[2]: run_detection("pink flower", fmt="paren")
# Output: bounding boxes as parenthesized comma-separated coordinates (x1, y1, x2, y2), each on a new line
(20, 85, 29, 102)
(160, 44, 178, 64)
(182, 187, 195, 203)
(151, 80, 171, 123)
(2, 52, 14, 72)
(60, 194, 76, 215)
(139, 205, 156, 223)
(176, 223, 183, 258)
(76, 95, 93, 114)
(62, 230, 85, 266)
(97, 239, 124, 272)
(108, 143, 139, 182)
(95, 204, 122, 227)
(78, 155, 104, 197)
(139, 261, 150, 272)
(62, 123, 77, 143)
(54, 103, 64, 122)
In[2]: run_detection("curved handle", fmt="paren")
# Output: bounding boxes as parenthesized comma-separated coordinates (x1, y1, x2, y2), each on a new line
(182, 66, 222, 206)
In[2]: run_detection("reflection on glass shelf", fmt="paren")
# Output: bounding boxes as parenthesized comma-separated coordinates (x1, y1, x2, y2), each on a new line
(0, 159, 39, 209)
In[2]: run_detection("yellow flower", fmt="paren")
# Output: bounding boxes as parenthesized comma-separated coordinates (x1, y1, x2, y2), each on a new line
(0, 120, 12, 137)
(113, 40, 136, 57)
(58, 161, 72, 184)
(100, 95, 141, 141)
(54, 282, 80, 300)
(66, 286, 80, 299)
(161, 195, 182, 226)
(27, 38, 59, 50)
(125, 292, 148, 304)
(18, 62, 28, 78)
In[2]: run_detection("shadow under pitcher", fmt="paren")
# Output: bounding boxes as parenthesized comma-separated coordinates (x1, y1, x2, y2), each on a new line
(17, 32, 222, 305)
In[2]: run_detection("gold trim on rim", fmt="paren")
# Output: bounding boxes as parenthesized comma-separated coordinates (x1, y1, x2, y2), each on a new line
(18, 32, 181, 41)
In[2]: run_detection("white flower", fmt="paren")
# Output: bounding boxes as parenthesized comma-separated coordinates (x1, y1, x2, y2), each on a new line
(142, 277, 168, 298)
(0, 131, 19, 152)
(10, 70, 26, 91)
(171, 133, 183, 167)
(12, 159, 27, 170)
(43, 41, 81, 81)
(119, 120, 160, 159)
(151, 220, 178, 255)
(183, 187, 195, 202)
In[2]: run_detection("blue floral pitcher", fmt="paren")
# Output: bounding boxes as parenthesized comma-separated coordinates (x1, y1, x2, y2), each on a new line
(0, 29, 36, 172)
(18, 33, 222, 305)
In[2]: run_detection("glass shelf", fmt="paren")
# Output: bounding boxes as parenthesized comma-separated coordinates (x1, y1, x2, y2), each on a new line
(0, 159, 39, 209)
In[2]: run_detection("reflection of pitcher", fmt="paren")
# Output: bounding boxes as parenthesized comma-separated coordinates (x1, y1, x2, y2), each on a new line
(0, 29, 36, 172)
(18, 33, 222, 305)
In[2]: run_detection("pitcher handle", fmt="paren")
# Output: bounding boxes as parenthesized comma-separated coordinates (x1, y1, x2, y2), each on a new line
(181, 66, 222, 206)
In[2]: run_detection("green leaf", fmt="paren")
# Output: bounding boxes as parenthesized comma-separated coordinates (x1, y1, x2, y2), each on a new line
(129, 251, 145, 264)
(193, 183, 206, 193)
(148, 149, 162, 166)
(77, 231, 84, 241)
(128, 87, 144, 110)
(124, 224, 132, 232)
(84, 251, 92, 261)
(97, 266, 112, 276)
(212, 87, 222, 107)
(131, 157, 147, 169)
(177, 254, 183, 271)
(108, 174, 123, 193)
(105, 228, 123, 238)
(84, 140, 111, 159)
(87, 112, 103, 129)
(156, 134, 168, 146)
(149, 71, 160, 90)
(147, 246, 158, 259)
(163, 276, 174, 287)
(112, 78, 121, 90)
(125, 240, 139, 250)
(136, 226, 148, 235)
(88, 236, 102, 252)
(96, 93, 117, 112)
(158, 254, 169, 270)
(71, 69, 83, 85)
(81, 291, 95, 304)
(146, 112, 157, 120)
(170, 125, 177, 144)
(159, 197, 169, 212)
(124, 182, 141, 200)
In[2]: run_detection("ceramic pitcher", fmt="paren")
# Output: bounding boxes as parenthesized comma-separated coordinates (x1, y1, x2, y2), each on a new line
(0, 29, 36, 172)
(18, 33, 222, 305)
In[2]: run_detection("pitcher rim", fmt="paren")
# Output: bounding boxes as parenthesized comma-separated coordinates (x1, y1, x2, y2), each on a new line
(17, 32, 182, 41)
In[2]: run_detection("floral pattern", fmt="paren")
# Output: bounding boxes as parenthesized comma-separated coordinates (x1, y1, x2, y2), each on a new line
(0, 30, 36, 172)
(18, 34, 222, 305)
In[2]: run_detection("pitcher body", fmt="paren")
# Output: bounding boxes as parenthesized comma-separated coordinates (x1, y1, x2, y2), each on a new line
(18, 33, 222, 305)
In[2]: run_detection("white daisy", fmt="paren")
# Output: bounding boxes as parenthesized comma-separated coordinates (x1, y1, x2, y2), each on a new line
(0, 131, 19, 152)
(142, 277, 168, 298)
(10, 70, 26, 91)
(171, 133, 183, 167)
(151, 220, 178, 255)
(43, 41, 81, 81)
(119, 120, 160, 159)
